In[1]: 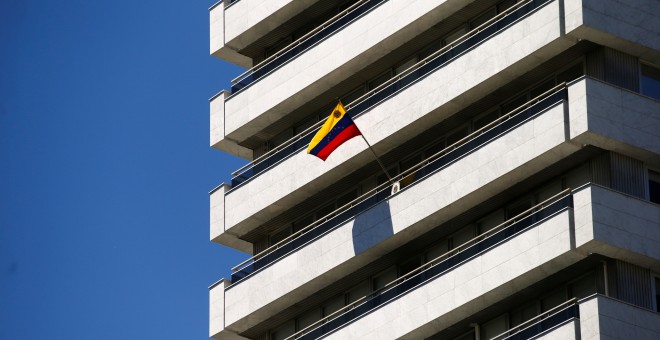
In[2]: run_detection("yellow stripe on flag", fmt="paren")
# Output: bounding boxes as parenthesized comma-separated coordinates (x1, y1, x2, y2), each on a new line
(307, 102, 347, 153)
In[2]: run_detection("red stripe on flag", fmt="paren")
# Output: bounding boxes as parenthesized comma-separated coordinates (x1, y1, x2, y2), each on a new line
(315, 124, 361, 161)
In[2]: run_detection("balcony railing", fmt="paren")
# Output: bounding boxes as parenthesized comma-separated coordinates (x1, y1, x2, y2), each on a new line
(227, 84, 568, 285)
(284, 190, 574, 339)
(227, 0, 552, 190)
(228, 0, 387, 94)
(490, 298, 580, 340)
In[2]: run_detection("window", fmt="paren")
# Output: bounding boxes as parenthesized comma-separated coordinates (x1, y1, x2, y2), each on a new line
(450, 226, 474, 250)
(424, 140, 446, 158)
(297, 308, 322, 332)
(556, 61, 584, 84)
(368, 70, 392, 90)
(269, 227, 291, 247)
(323, 294, 346, 317)
(315, 203, 336, 221)
(649, 170, 660, 204)
(269, 128, 293, 149)
(426, 239, 449, 262)
(399, 256, 422, 277)
(271, 320, 295, 340)
(292, 215, 314, 233)
(446, 126, 469, 146)
(541, 287, 566, 312)
(477, 210, 505, 235)
(506, 198, 532, 219)
(470, 8, 497, 29)
(444, 26, 468, 46)
(654, 277, 660, 312)
(336, 189, 358, 208)
(568, 271, 596, 299)
(294, 114, 319, 135)
(453, 330, 475, 340)
(501, 94, 528, 114)
(265, 37, 292, 59)
(373, 266, 397, 291)
(529, 78, 555, 99)
(498, 0, 517, 12)
(394, 57, 418, 75)
(641, 63, 660, 101)
(510, 301, 538, 328)
(377, 166, 398, 185)
(347, 280, 370, 304)
(481, 314, 509, 340)
(419, 40, 443, 60)
(341, 85, 366, 105)
(400, 155, 422, 188)
(472, 109, 500, 131)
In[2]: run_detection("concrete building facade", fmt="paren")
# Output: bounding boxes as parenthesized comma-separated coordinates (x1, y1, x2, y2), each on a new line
(208, 0, 660, 339)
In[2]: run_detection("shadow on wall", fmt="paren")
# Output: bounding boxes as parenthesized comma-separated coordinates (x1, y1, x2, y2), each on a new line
(352, 199, 394, 255)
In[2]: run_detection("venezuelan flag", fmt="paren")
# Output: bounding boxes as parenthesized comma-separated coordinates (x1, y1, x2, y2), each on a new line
(307, 102, 362, 161)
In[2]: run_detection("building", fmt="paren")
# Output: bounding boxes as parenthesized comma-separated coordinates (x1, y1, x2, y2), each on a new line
(208, 0, 660, 339)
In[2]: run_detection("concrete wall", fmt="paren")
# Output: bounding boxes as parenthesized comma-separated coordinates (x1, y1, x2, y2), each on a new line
(210, 183, 252, 254)
(210, 90, 253, 159)
(210, 0, 321, 67)
(224, 0, 319, 52)
(223, 0, 479, 143)
(210, 1, 252, 68)
(573, 185, 660, 270)
(210, 279, 249, 340)
(216, 183, 660, 337)
(568, 77, 660, 163)
(219, 0, 573, 237)
(328, 210, 578, 339)
(221, 102, 577, 333)
(565, 0, 660, 64)
(579, 295, 660, 340)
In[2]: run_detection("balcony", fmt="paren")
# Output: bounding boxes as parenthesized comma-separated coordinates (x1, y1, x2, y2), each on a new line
(563, 0, 660, 63)
(212, 70, 660, 251)
(212, 0, 577, 244)
(567, 77, 660, 162)
(287, 187, 659, 339)
(491, 300, 580, 340)
(573, 183, 660, 267)
(450, 294, 660, 340)
(228, 87, 570, 284)
(216, 0, 512, 155)
(295, 193, 576, 339)
(210, 177, 660, 338)
(213, 0, 660, 161)
(210, 0, 321, 67)
(211, 88, 578, 335)
(578, 295, 660, 339)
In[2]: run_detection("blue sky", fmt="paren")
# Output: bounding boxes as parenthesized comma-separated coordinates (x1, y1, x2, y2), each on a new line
(0, 1, 249, 338)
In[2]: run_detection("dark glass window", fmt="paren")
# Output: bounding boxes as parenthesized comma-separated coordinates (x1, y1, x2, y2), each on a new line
(655, 277, 660, 312)
(501, 94, 528, 114)
(473, 110, 500, 131)
(270, 227, 291, 247)
(529, 78, 555, 99)
(399, 256, 422, 277)
(641, 63, 660, 101)
(557, 62, 584, 84)
(649, 171, 660, 204)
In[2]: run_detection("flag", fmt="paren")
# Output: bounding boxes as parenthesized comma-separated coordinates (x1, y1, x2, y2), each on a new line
(307, 101, 362, 161)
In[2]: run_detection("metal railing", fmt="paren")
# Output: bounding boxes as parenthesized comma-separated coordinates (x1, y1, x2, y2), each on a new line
(226, 0, 551, 190)
(489, 298, 580, 340)
(284, 190, 574, 339)
(227, 84, 568, 284)
(228, 0, 386, 94)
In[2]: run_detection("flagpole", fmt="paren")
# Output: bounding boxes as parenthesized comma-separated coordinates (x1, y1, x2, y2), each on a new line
(360, 134, 392, 182)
